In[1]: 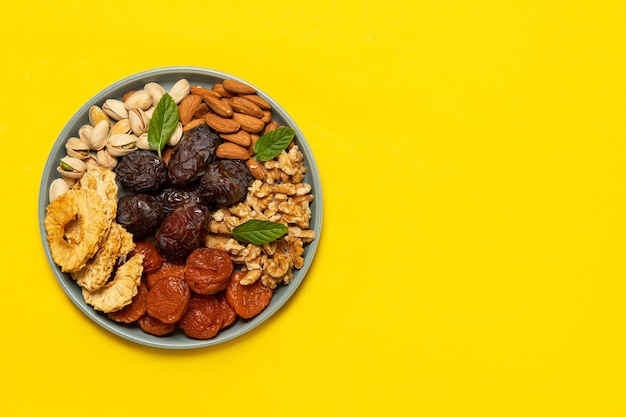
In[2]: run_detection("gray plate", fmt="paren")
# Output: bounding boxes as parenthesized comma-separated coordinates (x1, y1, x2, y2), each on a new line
(38, 67, 323, 349)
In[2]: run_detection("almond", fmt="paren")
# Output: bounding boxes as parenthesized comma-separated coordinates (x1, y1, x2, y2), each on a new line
(190, 85, 220, 98)
(240, 94, 271, 110)
(264, 120, 280, 134)
(219, 130, 251, 147)
(246, 158, 266, 180)
(216, 142, 250, 160)
(229, 96, 264, 118)
(178, 94, 202, 125)
(212, 83, 235, 98)
(232, 112, 265, 133)
(182, 118, 207, 132)
(260, 110, 272, 124)
(223, 79, 257, 95)
(204, 94, 233, 118)
(205, 113, 240, 133)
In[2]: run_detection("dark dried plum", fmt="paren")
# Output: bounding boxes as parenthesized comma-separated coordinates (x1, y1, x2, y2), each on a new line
(116, 194, 165, 238)
(168, 124, 221, 187)
(114, 150, 168, 193)
(198, 159, 254, 208)
(153, 186, 203, 216)
(154, 202, 210, 262)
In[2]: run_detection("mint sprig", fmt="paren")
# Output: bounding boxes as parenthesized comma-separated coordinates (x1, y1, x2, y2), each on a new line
(232, 219, 288, 245)
(148, 93, 179, 157)
(253, 127, 295, 161)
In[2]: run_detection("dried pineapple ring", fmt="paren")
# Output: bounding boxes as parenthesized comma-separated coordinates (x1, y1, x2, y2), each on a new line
(44, 188, 109, 273)
(82, 253, 144, 313)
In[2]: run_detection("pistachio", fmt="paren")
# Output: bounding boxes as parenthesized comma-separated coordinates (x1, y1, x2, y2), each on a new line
(136, 132, 151, 150)
(96, 148, 118, 169)
(88, 105, 110, 127)
(167, 122, 183, 147)
(106, 133, 138, 157)
(144, 82, 166, 106)
(88, 119, 110, 151)
(169, 78, 190, 104)
(144, 105, 155, 119)
(49, 178, 71, 202)
(110, 118, 132, 135)
(84, 152, 100, 170)
(57, 155, 87, 180)
(65, 137, 91, 159)
(124, 90, 153, 110)
(128, 108, 149, 136)
(102, 98, 128, 121)
(78, 124, 93, 143)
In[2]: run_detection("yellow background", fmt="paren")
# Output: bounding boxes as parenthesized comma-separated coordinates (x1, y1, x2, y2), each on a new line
(1, 0, 625, 415)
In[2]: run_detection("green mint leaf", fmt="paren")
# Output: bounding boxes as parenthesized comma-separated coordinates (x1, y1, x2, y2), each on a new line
(148, 93, 179, 158)
(231, 219, 288, 245)
(253, 126, 295, 161)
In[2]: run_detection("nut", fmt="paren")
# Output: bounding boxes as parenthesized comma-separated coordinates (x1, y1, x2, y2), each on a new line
(169, 78, 190, 104)
(212, 83, 235, 98)
(65, 137, 91, 159)
(219, 130, 251, 147)
(124, 90, 152, 110)
(178, 94, 202, 125)
(232, 112, 265, 133)
(203, 94, 233, 118)
(205, 113, 240, 133)
(182, 118, 207, 132)
(223, 79, 257, 95)
(144, 82, 166, 106)
(229, 96, 264, 118)
(128, 108, 149, 135)
(102, 99, 128, 121)
(88, 105, 110, 127)
(106, 133, 138, 157)
(240, 94, 271, 110)
(246, 158, 266, 180)
(216, 142, 250, 160)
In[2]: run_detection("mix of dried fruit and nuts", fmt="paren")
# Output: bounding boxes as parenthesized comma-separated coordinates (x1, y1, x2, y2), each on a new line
(44, 77, 316, 340)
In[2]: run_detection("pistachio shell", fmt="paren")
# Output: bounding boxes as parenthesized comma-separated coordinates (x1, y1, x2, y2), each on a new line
(129, 108, 149, 136)
(65, 137, 91, 159)
(96, 148, 118, 169)
(169, 78, 190, 104)
(102, 99, 128, 121)
(144, 105, 155, 119)
(57, 155, 87, 179)
(124, 90, 153, 110)
(84, 152, 100, 170)
(167, 122, 184, 147)
(110, 118, 132, 135)
(78, 124, 93, 143)
(88, 105, 110, 127)
(49, 178, 71, 202)
(136, 133, 151, 150)
(88, 119, 110, 151)
(144, 82, 166, 106)
(106, 133, 138, 157)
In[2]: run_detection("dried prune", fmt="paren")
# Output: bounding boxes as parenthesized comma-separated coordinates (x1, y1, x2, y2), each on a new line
(153, 186, 202, 217)
(168, 123, 221, 187)
(184, 248, 234, 294)
(146, 276, 190, 324)
(116, 194, 165, 238)
(198, 159, 254, 208)
(114, 150, 168, 193)
(154, 202, 210, 262)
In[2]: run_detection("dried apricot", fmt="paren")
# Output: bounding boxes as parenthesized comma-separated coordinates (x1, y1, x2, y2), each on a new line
(226, 271, 273, 319)
(217, 291, 237, 329)
(184, 247, 234, 294)
(130, 241, 163, 274)
(179, 293, 223, 339)
(146, 276, 190, 324)
(144, 261, 185, 289)
(107, 283, 148, 324)
(137, 314, 177, 336)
